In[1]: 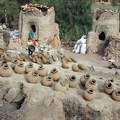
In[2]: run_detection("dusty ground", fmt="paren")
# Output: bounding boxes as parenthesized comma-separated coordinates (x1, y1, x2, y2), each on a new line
(0, 43, 120, 120)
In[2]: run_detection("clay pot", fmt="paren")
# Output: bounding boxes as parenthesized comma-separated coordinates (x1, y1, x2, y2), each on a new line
(112, 89, 120, 102)
(25, 62, 35, 74)
(83, 88, 95, 101)
(26, 70, 39, 84)
(54, 82, 67, 93)
(36, 58, 42, 65)
(11, 59, 19, 69)
(41, 75, 53, 87)
(85, 79, 98, 91)
(104, 82, 116, 95)
(67, 57, 72, 62)
(1, 60, 7, 67)
(14, 61, 25, 74)
(37, 65, 48, 77)
(0, 48, 4, 55)
(16, 54, 24, 61)
(72, 64, 80, 72)
(3, 54, 12, 62)
(78, 64, 87, 71)
(0, 63, 12, 77)
(37, 52, 44, 58)
(50, 68, 61, 81)
(62, 61, 69, 69)
(42, 56, 48, 64)
(61, 58, 68, 63)
(80, 74, 90, 86)
(70, 57, 77, 63)
(104, 79, 114, 86)
(0, 55, 3, 61)
(47, 58, 53, 64)
(69, 75, 78, 88)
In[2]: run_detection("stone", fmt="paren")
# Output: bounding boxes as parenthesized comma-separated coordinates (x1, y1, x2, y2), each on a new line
(4, 88, 21, 103)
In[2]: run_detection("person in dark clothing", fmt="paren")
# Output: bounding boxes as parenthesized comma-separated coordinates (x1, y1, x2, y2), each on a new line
(27, 38, 38, 56)
(2, 28, 10, 47)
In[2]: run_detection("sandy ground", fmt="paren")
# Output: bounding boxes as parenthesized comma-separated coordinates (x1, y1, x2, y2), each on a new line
(0, 43, 120, 120)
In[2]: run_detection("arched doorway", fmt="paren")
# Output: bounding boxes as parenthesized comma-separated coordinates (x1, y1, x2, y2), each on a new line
(98, 31, 106, 55)
(31, 25, 36, 33)
(99, 31, 106, 41)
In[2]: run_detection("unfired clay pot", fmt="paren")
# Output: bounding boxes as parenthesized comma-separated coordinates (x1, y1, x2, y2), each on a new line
(16, 54, 24, 61)
(112, 89, 120, 102)
(11, 59, 19, 69)
(69, 75, 78, 88)
(78, 64, 87, 71)
(54, 82, 67, 93)
(14, 61, 25, 74)
(85, 79, 98, 91)
(0, 48, 4, 55)
(26, 70, 39, 84)
(3, 54, 12, 62)
(1, 60, 7, 67)
(104, 79, 114, 86)
(62, 61, 69, 69)
(25, 62, 35, 74)
(72, 64, 80, 72)
(80, 74, 90, 86)
(0, 63, 12, 77)
(50, 68, 61, 81)
(41, 75, 53, 87)
(104, 82, 116, 95)
(70, 57, 77, 63)
(83, 88, 95, 101)
(37, 65, 48, 77)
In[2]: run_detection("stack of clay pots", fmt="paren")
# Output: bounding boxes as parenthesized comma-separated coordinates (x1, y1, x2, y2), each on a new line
(80, 74, 97, 101)
(104, 79, 120, 102)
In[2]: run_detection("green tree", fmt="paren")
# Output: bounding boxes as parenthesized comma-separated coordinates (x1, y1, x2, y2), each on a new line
(47, 0, 92, 40)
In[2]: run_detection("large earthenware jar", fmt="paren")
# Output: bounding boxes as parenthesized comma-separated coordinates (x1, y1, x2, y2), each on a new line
(26, 70, 39, 84)
(78, 64, 87, 71)
(25, 62, 35, 74)
(0, 48, 4, 55)
(14, 61, 25, 74)
(37, 65, 48, 77)
(41, 75, 53, 87)
(72, 64, 80, 72)
(0, 63, 12, 77)
(11, 59, 19, 69)
(50, 68, 61, 81)
(104, 82, 116, 95)
(83, 88, 95, 101)
(85, 79, 98, 91)
(80, 74, 90, 86)
(69, 75, 78, 88)
(54, 82, 67, 93)
(112, 89, 120, 102)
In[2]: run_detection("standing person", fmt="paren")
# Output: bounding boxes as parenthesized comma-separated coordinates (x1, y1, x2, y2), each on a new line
(2, 27, 10, 48)
(51, 34, 59, 50)
(29, 27, 35, 39)
(27, 38, 38, 56)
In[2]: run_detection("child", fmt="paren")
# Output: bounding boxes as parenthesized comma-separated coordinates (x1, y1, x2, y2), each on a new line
(27, 38, 38, 56)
